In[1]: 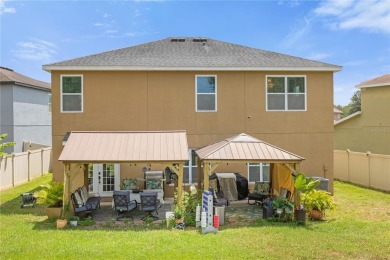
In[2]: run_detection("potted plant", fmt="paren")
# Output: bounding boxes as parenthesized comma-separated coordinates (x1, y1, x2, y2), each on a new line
(301, 190, 336, 220)
(174, 205, 184, 224)
(56, 202, 70, 229)
(68, 215, 79, 227)
(35, 182, 64, 219)
(272, 197, 294, 216)
(293, 173, 320, 223)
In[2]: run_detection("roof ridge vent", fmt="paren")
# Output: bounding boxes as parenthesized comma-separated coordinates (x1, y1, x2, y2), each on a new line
(0, 66, 14, 72)
(193, 37, 207, 43)
(170, 38, 185, 42)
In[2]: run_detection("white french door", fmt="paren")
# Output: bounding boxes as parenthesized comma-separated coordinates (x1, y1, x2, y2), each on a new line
(88, 164, 120, 196)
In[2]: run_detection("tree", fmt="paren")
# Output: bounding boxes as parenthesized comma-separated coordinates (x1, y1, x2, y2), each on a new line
(0, 133, 16, 156)
(334, 90, 361, 119)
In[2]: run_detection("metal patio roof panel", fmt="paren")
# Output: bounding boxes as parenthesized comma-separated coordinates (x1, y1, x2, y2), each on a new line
(195, 133, 304, 162)
(59, 131, 189, 163)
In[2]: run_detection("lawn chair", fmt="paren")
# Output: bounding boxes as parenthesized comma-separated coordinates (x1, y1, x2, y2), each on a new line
(247, 181, 271, 205)
(20, 193, 37, 208)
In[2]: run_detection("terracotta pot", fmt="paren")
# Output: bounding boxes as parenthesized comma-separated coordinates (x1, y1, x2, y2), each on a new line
(310, 210, 324, 220)
(175, 218, 184, 224)
(46, 207, 62, 219)
(56, 219, 67, 229)
(294, 208, 306, 223)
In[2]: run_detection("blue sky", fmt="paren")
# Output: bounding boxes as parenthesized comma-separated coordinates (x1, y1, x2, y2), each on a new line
(1, 0, 389, 105)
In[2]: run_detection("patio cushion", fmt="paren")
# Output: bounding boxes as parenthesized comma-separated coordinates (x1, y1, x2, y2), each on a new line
(74, 191, 84, 207)
(254, 182, 270, 195)
(122, 178, 137, 190)
(79, 186, 89, 204)
(146, 179, 162, 189)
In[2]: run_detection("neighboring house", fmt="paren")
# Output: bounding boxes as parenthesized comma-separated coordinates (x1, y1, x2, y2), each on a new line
(334, 74, 390, 155)
(0, 67, 52, 153)
(333, 108, 342, 121)
(43, 37, 341, 196)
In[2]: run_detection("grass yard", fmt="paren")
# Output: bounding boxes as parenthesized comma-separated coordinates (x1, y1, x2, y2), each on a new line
(0, 174, 389, 259)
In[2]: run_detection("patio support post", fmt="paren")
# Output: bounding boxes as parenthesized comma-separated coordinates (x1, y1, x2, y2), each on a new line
(293, 163, 301, 207)
(63, 163, 71, 212)
(197, 158, 202, 190)
(203, 161, 209, 190)
(177, 163, 184, 204)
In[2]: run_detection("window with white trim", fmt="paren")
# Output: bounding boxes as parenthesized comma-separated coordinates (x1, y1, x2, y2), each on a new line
(248, 163, 270, 183)
(61, 75, 83, 112)
(266, 76, 306, 111)
(183, 149, 202, 184)
(196, 75, 217, 112)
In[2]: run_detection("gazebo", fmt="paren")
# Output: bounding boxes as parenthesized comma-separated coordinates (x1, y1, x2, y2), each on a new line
(195, 133, 305, 193)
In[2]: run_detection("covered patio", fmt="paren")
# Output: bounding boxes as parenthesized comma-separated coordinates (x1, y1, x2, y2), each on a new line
(58, 130, 189, 209)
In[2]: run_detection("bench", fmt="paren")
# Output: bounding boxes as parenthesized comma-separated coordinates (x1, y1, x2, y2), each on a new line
(71, 186, 101, 216)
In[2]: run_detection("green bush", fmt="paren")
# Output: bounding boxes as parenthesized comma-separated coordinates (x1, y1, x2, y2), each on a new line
(35, 182, 64, 207)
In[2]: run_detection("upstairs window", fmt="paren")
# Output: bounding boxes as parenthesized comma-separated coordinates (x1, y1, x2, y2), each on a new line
(61, 75, 83, 112)
(196, 75, 217, 112)
(266, 76, 306, 111)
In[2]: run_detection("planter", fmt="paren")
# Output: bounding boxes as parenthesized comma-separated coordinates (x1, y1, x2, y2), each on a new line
(46, 207, 62, 219)
(294, 208, 306, 223)
(310, 210, 324, 220)
(175, 218, 184, 224)
(56, 219, 67, 229)
(262, 206, 274, 219)
(69, 220, 78, 227)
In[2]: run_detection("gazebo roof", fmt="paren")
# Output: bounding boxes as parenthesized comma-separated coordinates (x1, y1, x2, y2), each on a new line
(195, 133, 304, 163)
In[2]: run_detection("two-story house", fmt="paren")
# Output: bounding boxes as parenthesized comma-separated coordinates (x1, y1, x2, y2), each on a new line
(0, 66, 52, 153)
(334, 74, 390, 155)
(43, 37, 341, 198)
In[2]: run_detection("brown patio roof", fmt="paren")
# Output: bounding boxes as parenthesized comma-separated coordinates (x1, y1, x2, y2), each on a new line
(59, 131, 189, 163)
(195, 133, 304, 163)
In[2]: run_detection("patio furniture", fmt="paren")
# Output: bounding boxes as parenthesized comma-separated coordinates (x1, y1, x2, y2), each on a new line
(247, 181, 271, 205)
(71, 191, 92, 217)
(77, 186, 101, 210)
(209, 188, 230, 207)
(140, 192, 161, 221)
(113, 190, 138, 220)
(20, 193, 37, 208)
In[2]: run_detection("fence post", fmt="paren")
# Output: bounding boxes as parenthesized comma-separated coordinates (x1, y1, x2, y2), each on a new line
(27, 150, 31, 181)
(41, 148, 44, 176)
(346, 149, 350, 182)
(12, 154, 15, 187)
(367, 151, 371, 188)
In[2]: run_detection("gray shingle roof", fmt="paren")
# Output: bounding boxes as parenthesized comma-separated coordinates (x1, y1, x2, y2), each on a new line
(43, 37, 341, 71)
(0, 66, 50, 90)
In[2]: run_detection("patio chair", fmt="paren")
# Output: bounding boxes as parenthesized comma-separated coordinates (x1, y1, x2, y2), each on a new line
(20, 193, 37, 208)
(113, 190, 138, 221)
(247, 181, 271, 205)
(140, 192, 161, 221)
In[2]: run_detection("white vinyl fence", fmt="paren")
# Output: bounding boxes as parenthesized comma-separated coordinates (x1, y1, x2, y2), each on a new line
(334, 150, 390, 192)
(0, 147, 52, 191)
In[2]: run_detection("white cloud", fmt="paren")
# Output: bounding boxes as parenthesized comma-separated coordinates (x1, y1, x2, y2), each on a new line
(315, 0, 390, 34)
(0, 0, 15, 15)
(12, 39, 56, 62)
(279, 14, 314, 49)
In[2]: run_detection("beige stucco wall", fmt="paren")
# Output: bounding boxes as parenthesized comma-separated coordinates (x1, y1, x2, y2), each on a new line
(334, 86, 390, 155)
(51, 70, 335, 194)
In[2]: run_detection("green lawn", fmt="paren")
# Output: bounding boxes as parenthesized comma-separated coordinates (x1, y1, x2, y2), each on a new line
(1, 174, 389, 259)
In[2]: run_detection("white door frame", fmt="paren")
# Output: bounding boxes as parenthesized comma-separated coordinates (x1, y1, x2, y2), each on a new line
(90, 163, 120, 196)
